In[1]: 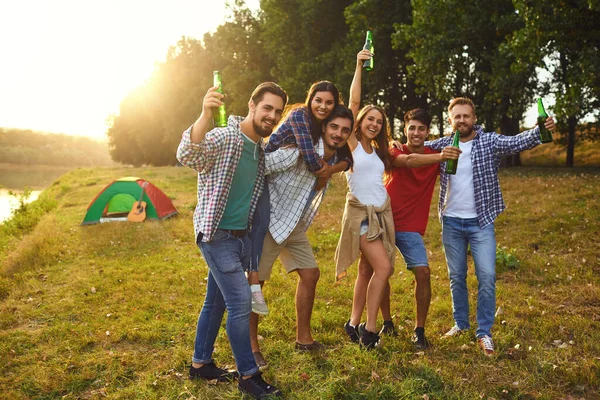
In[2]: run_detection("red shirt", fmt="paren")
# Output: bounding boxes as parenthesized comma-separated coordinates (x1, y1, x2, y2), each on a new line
(386, 145, 440, 235)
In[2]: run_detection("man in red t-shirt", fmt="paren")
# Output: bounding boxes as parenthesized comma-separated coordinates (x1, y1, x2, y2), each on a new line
(385, 109, 460, 350)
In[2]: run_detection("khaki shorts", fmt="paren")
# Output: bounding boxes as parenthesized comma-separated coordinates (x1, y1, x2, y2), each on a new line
(258, 222, 318, 281)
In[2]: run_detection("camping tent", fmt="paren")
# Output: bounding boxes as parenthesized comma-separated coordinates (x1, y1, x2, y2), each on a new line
(81, 177, 178, 225)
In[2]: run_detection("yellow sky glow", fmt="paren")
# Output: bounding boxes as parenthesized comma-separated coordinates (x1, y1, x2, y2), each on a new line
(0, 0, 259, 140)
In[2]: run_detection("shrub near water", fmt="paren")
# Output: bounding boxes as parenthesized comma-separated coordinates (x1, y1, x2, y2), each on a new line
(0, 166, 599, 399)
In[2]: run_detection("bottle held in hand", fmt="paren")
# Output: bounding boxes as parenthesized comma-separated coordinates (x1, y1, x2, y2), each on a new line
(213, 71, 228, 127)
(445, 130, 460, 175)
(537, 98, 552, 143)
(363, 31, 374, 71)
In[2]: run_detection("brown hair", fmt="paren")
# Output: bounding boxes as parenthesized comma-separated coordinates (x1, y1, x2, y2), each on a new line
(354, 105, 393, 173)
(250, 82, 288, 107)
(404, 108, 432, 128)
(273, 81, 344, 146)
(304, 81, 343, 145)
(323, 105, 354, 167)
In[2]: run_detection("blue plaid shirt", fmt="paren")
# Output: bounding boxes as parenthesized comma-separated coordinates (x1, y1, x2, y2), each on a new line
(426, 125, 542, 228)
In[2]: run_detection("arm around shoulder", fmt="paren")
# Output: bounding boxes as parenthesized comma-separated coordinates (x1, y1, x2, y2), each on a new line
(401, 152, 444, 168)
(264, 147, 300, 175)
(424, 136, 449, 151)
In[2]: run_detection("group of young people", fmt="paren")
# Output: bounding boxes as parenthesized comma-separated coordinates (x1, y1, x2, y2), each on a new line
(176, 48, 556, 399)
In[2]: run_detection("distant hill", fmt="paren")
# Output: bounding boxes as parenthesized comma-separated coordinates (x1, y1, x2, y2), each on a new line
(0, 128, 116, 167)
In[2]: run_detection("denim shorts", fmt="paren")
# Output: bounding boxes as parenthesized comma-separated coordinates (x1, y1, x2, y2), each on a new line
(394, 231, 429, 269)
(359, 219, 369, 236)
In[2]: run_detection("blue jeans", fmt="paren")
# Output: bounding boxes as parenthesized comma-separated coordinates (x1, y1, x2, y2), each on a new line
(193, 229, 258, 377)
(441, 217, 496, 338)
(249, 186, 270, 272)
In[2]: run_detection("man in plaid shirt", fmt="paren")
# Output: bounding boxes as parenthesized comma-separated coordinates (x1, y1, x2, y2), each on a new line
(425, 97, 556, 356)
(249, 105, 354, 363)
(177, 82, 287, 399)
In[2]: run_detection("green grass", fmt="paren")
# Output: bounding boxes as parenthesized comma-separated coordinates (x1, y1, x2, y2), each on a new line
(1, 166, 599, 399)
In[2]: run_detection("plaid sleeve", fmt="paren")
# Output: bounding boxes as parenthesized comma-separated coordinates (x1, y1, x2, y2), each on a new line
(425, 136, 450, 151)
(176, 125, 221, 173)
(289, 109, 323, 172)
(264, 147, 300, 175)
(493, 127, 542, 157)
(265, 124, 285, 153)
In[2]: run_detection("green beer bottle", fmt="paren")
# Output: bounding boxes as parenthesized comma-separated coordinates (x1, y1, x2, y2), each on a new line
(537, 98, 552, 143)
(213, 71, 227, 127)
(445, 129, 460, 175)
(363, 31, 374, 71)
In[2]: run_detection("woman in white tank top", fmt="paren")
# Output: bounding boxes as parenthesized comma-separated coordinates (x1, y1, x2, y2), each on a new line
(334, 49, 396, 349)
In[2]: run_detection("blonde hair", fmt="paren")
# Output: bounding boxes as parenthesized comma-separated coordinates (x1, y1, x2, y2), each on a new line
(448, 97, 476, 116)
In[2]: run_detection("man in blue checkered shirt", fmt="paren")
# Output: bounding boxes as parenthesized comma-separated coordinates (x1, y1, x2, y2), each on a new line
(425, 97, 556, 356)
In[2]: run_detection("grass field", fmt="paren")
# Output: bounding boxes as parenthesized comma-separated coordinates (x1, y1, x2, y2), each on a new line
(520, 139, 600, 167)
(1, 165, 599, 399)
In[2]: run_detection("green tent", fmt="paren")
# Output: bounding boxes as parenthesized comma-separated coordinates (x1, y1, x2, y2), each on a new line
(81, 177, 178, 225)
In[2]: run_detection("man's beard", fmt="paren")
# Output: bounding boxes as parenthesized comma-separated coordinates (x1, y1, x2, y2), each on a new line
(253, 118, 274, 138)
(324, 136, 343, 151)
(455, 123, 473, 137)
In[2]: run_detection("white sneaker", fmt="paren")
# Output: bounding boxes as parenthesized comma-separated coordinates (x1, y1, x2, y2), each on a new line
(477, 335, 495, 356)
(251, 290, 269, 315)
(443, 325, 467, 338)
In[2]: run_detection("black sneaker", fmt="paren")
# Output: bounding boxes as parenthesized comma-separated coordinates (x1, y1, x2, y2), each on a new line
(359, 328, 381, 350)
(357, 322, 366, 337)
(189, 362, 238, 382)
(344, 320, 359, 343)
(412, 327, 430, 350)
(380, 320, 398, 337)
(238, 371, 283, 399)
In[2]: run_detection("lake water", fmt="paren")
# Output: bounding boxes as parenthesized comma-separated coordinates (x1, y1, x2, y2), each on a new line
(0, 165, 71, 223)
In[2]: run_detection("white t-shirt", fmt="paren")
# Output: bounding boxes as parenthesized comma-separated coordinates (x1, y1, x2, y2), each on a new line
(345, 141, 387, 207)
(443, 140, 478, 218)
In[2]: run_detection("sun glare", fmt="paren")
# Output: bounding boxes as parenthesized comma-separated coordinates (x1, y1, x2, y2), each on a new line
(0, 0, 251, 139)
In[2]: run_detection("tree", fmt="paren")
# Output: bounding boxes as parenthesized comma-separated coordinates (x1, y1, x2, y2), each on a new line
(344, 0, 422, 137)
(511, 0, 600, 167)
(106, 36, 209, 166)
(395, 0, 539, 160)
(260, 0, 353, 103)
(105, 1, 268, 166)
(203, 1, 274, 116)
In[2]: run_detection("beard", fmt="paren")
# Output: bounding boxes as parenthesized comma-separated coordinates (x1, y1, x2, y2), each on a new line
(324, 136, 343, 150)
(253, 117, 275, 138)
(454, 122, 474, 137)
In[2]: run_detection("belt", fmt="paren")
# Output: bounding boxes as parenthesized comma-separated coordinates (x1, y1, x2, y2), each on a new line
(221, 229, 247, 238)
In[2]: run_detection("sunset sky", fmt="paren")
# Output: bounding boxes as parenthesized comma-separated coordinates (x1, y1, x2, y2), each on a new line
(0, 0, 260, 140)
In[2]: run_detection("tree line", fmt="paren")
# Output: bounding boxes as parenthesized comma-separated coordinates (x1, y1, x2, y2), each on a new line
(106, 0, 600, 167)
(0, 128, 114, 167)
